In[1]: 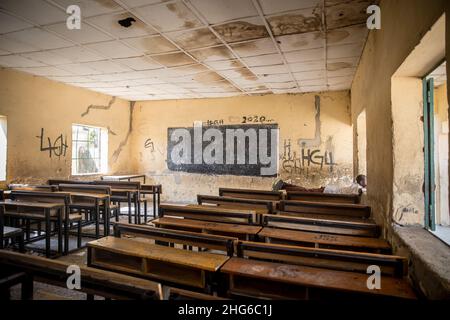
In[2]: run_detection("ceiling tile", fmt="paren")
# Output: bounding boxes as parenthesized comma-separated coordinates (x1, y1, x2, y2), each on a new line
(0, 35, 39, 53)
(213, 17, 268, 43)
(250, 64, 289, 75)
(48, 75, 95, 83)
(151, 52, 196, 67)
(165, 28, 222, 50)
(114, 56, 162, 70)
(84, 61, 131, 73)
(327, 75, 353, 86)
(242, 53, 283, 67)
(219, 68, 255, 79)
(190, 0, 257, 24)
(190, 46, 235, 62)
(267, 7, 322, 36)
(299, 85, 327, 92)
(204, 59, 245, 70)
(86, 12, 158, 39)
(0, 54, 46, 67)
(277, 32, 324, 52)
(259, 73, 292, 82)
(49, 46, 104, 63)
(0, 12, 34, 34)
(259, 0, 320, 15)
(86, 40, 140, 58)
(266, 81, 297, 89)
(327, 42, 364, 59)
(52, 0, 122, 17)
(326, 0, 372, 30)
(326, 56, 359, 71)
(327, 67, 356, 78)
(290, 60, 324, 72)
(0, 0, 67, 25)
(327, 24, 368, 46)
(299, 78, 327, 86)
(119, 0, 163, 8)
(17, 66, 73, 76)
(123, 35, 178, 54)
(230, 38, 277, 57)
(57, 63, 103, 75)
(6, 28, 73, 50)
(284, 48, 324, 63)
(46, 22, 113, 44)
(134, 1, 202, 32)
(21, 51, 72, 65)
(293, 70, 326, 81)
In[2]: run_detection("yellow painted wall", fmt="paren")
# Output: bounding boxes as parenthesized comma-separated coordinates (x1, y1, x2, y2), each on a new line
(0, 68, 134, 187)
(132, 91, 353, 202)
(351, 0, 447, 232)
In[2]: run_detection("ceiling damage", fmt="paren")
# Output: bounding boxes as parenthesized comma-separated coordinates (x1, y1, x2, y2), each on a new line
(0, 0, 372, 100)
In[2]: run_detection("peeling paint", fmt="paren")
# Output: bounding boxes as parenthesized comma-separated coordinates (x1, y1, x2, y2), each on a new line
(112, 101, 134, 161)
(213, 21, 268, 43)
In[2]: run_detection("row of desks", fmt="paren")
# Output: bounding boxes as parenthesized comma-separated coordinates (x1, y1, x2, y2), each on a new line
(86, 236, 416, 300)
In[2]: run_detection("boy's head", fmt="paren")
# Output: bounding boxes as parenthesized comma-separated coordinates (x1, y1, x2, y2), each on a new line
(356, 174, 367, 188)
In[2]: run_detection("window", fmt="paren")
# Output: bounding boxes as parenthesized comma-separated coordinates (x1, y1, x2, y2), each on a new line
(356, 110, 367, 176)
(71, 124, 108, 175)
(0, 116, 6, 181)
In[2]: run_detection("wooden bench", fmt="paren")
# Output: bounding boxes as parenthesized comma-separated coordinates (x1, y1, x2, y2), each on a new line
(286, 191, 361, 204)
(8, 190, 82, 254)
(151, 217, 262, 241)
(160, 204, 257, 225)
(197, 195, 275, 223)
(87, 236, 229, 291)
(48, 179, 92, 186)
(219, 188, 283, 201)
(0, 250, 164, 300)
(258, 227, 391, 254)
(279, 200, 371, 219)
(8, 184, 58, 192)
(163, 286, 229, 300)
(113, 222, 236, 256)
(235, 241, 406, 277)
(221, 257, 416, 300)
(263, 214, 380, 237)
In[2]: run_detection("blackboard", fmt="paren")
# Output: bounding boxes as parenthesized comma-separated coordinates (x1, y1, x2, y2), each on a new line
(167, 123, 279, 177)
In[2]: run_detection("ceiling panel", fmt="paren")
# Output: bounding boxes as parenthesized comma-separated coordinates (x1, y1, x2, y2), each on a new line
(0, 0, 370, 99)
(134, 1, 202, 32)
(190, 0, 258, 24)
(0, 0, 67, 25)
(86, 12, 158, 39)
(123, 35, 178, 54)
(0, 11, 33, 34)
(46, 22, 113, 44)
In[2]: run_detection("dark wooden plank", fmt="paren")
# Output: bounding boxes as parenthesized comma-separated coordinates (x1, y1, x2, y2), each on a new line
(160, 204, 256, 224)
(197, 195, 275, 216)
(235, 241, 406, 277)
(221, 257, 416, 300)
(151, 217, 262, 240)
(219, 188, 283, 201)
(280, 200, 371, 218)
(263, 214, 379, 237)
(286, 191, 361, 204)
(258, 227, 391, 253)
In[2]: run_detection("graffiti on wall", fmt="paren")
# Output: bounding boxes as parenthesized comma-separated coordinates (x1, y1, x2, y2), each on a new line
(281, 138, 336, 174)
(36, 128, 68, 158)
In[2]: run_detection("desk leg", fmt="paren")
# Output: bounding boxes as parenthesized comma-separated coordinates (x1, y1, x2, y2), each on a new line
(153, 190, 156, 218)
(57, 208, 63, 255)
(157, 189, 161, 217)
(104, 201, 110, 237)
(127, 195, 132, 224)
(64, 206, 69, 255)
(45, 209, 51, 258)
(135, 196, 140, 224)
(95, 202, 100, 239)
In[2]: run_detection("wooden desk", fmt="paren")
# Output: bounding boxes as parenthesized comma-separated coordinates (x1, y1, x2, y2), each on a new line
(56, 191, 110, 238)
(151, 217, 262, 240)
(258, 227, 392, 254)
(140, 184, 162, 220)
(87, 236, 229, 290)
(110, 188, 140, 224)
(279, 201, 371, 219)
(102, 174, 146, 183)
(221, 257, 416, 300)
(0, 200, 64, 257)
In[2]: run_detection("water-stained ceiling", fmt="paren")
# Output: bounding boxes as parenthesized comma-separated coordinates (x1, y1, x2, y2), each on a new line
(0, 0, 373, 101)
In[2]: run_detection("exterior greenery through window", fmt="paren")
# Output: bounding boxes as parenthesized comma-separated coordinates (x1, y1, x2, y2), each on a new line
(72, 124, 107, 175)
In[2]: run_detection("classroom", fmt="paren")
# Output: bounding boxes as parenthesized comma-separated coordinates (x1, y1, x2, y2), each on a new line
(0, 0, 449, 302)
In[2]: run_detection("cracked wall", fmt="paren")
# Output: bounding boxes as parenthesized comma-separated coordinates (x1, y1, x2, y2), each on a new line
(131, 91, 353, 203)
(0, 67, 133, 186)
